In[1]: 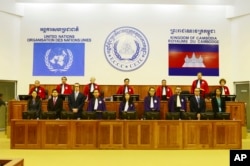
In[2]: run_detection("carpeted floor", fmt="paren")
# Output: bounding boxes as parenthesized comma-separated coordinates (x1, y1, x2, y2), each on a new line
(1, 131, 250, 166)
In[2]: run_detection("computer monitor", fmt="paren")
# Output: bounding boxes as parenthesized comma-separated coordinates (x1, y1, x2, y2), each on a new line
(112, 94, 123, 101)
(60, 111, 76, 119)
(121, 111, 137, 120)
(18, 95, 31, 100)
(182, 112, 197, 120)
(221, 95, 236, 101)
(200, 112, 215, 120)
(41, 112, 56, 119)
(180, 94, 194, 101)
(22, 111, 37, 119)
(82, 111, 96, 120)
(166, 112, 180, 120)
(102, 111, 116, 120)
(59, 94, 70, 101)
(130, 94, 140, 101)
(215, 112, 231, 120)
(144, 111, 160, 120)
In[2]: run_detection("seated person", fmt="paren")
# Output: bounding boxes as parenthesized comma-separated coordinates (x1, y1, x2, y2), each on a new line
(156, 79, 173, 100)
(168, 86, 187, 119)
(87, 89, 106, 118)
(27, 90, 42, 119)
(116, 78, 134, 95)
(29, 80, 46, 100)
(68, 83, 86, 120)
(119, 92, 136, 118)
(47, 89, 63, 119)
(144, 87, 160, 112)
(212, 88, 226, 114)
(189, 88, 206, 120)
(219, 78, 230, 95)
(56, 76, 73, 95)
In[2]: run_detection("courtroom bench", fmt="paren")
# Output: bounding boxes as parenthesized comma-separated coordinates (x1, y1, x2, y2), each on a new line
(29, 84, 221, 100)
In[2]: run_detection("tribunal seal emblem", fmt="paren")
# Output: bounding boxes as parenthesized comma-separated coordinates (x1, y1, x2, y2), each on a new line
(104, 26, 149, 71)
(44, 47, 73, 72)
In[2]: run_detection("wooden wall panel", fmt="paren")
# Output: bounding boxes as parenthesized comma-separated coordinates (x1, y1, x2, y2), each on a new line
(98, 121, 124, 149)
(41, 121, 71, 149)
(124, 121, 154, 149)
(11, 120, 41, 149)
(72, 121, 97, 149)
(213, 121, 241, 149)
(156, 121, 183, 149)
(183, 121, 213, 149)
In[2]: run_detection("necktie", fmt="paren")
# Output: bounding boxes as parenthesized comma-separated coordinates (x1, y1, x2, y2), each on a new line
(197, 96, 200, 108)
(61, 84, 65, 94)
(177, 95, 181, 107)
(94, 98, 98, 110)
(162, 87, 166, 95)
(53, 98, 56, 105)
(150, 97, 154, 108)
(90, 84, 94, 92)
(124, 101, 129, 111)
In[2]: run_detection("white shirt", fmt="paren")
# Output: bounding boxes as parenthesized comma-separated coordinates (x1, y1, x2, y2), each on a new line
(124, 101, 129, 111)
(94, 98, 98, 110)
(162, 87, 166, 95)
(150, 97, 154, 108)
(177, 95, 181, 107)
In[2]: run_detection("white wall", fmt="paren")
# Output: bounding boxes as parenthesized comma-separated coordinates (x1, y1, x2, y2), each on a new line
(13, 4, 232, 95)
(5, 2, 250, 95)
(0, 12, 21, 81)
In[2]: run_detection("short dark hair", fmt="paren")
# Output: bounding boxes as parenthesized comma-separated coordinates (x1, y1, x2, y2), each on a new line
(219, 78, 226, 84)
(124, 78, 130, 82)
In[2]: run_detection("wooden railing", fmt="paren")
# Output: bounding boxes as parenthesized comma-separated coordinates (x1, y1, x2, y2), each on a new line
(11, 120, 241, 150)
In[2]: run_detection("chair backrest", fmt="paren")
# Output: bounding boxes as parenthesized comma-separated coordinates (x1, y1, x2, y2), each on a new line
(82, 111, 96, 120)
(166, 112, 180, 120)
(22, 111, 36, 119)
(144, 111, 160, 120)
(41, 111, 56, 119)
(102, 111, 116, 120)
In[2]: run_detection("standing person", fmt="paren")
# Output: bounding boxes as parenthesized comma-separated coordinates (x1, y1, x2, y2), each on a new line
(29, 80, 46, 100)
(83, 77, 101, 101)
(191, 72, 209, 98)
(119, 92, 136, 118)
(56, 76, 73, 95)
(168, 86, 187, 119)
(47, 89, 63, 119)
(190, 88, 206, 120)
(87, 89, 106, 119)
(0, 93, 6, 106)
(68, 83, 86, 120)
(156, 79, 173, 100)
(219, 78, 230, 95)
(144, 87, 160, 112)
(212, 88, 226, 114)
(27, 91, 42, 119)
(116, 78, 134, 95)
